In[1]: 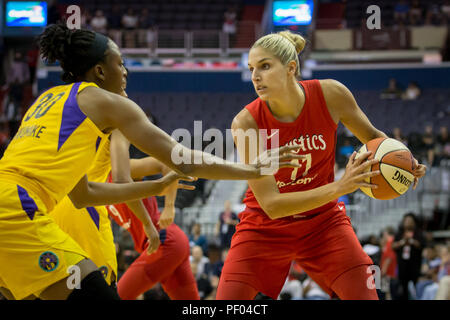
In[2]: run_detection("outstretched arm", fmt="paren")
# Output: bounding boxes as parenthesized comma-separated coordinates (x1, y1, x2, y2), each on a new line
(76, 86, 301, 181)
(67, 172, 190, 209)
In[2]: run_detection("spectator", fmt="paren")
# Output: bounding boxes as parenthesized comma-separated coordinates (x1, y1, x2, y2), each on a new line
(139, 8, 156, 29)
(0, 122, 10, 158)
(190, 261, 213, 300)
(422, 124, 436, 166)
(208, 248, 229, 300)
(122, 8, 139, 30)
(392, 213, 426, 300)
(402, 81, 421, 100)
(437, 244, 450, 282)
(380, 226, 398, 300)
(189, 245, 210, 279)
(419, 243, 450, 299)
(425, 3, 445, 25)
(409, 0, 424, 26)
(435, 126, 450, 165)
(278, 261, 304, 300)
(5, 51, 29, 134)
(80, 9, 92, 29)
(442, 0, 450, 24)
(215, 200, 239, 250)
(394, 0, 410, 25)
(190, 246, 213, 299)
(380, 78, 402, 99)
(189, 223, 209, 256)
(142, 283, 169, 300)
(302, 276, 329, 300)
(415, 245, 440, 299)
(90, 10, 108, 34)
(109, 5, 122, 29)
(223, 6, 237, 35)
(363, 234, 381, 266)
(435, 275, 450, 299)
(26, 44, 39, 85)
(337, 138, 355, 167)
(211, 248, 228, 280)
(47, 0, 62, 25)
(392, 127, 408, 146)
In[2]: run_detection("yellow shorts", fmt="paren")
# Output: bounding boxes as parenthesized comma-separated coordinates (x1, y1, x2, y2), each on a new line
(49, 197, 118, 285)
(0, 180, 89, 300)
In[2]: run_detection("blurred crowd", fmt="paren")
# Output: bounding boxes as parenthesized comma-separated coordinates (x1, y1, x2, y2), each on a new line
(359, 212, 450, 300)
(392, 0, 450, 27)
(336, 123, 449, 170)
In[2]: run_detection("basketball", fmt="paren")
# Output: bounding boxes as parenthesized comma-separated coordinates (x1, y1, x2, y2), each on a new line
(355, 138, 415, 200)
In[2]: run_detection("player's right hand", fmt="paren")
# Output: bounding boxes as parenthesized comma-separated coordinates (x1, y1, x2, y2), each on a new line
(338, 151, 380, 195)
(157, 172, 197, 196)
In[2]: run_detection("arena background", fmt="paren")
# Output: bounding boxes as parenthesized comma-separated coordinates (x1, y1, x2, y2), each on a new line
(0, 0, 449, 300)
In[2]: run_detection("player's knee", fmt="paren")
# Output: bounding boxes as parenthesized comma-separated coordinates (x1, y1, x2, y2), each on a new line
(67, 270, 120, 300)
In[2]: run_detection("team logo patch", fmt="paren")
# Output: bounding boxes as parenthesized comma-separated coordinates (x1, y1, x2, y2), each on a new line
(99, 266, 108, 279)
(39, 251, 59, 272)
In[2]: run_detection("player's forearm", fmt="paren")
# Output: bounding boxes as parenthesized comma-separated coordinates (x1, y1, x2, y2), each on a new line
(124, 199, 154, 227)
(262, 181, 345, 219)
(163, 182, 177, 209)
(180, 149, 258, 180)
(129, 157, 163, 180)
(78, 180, 165, 209)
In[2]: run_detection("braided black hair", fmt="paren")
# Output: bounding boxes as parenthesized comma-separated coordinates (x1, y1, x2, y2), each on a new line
(38, 24, 107, 83)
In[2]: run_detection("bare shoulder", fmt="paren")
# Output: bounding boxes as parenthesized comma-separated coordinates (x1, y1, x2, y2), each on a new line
(76, 86, 131, 132)
(319, 79, 350, 98)
(77, 85, 115, 107)
(319, 79, 357, 122)
(232, 108, 258, 131)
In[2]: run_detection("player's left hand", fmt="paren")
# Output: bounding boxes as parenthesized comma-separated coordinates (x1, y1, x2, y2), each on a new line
(412, 158, 427, 190)
(143, 222, 160, 255)
(158, 207, 175, 229)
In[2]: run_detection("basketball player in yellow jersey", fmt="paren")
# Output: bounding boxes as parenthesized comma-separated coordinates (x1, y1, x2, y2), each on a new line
(0, 24, 302, 300)
(49, 136, 118, 286)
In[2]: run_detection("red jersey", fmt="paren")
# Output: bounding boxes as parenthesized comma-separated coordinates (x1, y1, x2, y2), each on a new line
(381, 236, 397, 278)
(106, 191, 162, 254)
(243, 79, 338, 219)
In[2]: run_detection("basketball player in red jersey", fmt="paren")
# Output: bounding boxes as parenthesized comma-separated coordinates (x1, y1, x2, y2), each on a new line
(216, 31, 427, 300)
(107, 128, 199, 300)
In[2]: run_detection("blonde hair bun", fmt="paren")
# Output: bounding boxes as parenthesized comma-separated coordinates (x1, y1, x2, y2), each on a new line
(278, 31, 305, 55)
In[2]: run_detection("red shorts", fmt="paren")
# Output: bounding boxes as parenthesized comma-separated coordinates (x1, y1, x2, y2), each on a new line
(117, 224, 199, 300)
(220, 202, 373, 299)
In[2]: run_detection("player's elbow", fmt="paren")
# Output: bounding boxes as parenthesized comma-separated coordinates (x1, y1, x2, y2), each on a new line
(69, 194, 88, 209)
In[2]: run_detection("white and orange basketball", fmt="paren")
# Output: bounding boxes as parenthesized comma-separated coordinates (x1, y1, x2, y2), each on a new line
(355, 138, 415, 200)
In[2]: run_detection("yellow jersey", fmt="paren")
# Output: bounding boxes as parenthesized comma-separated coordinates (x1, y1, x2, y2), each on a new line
(49, 138, 118, 284)
(0, 81, 109, 212)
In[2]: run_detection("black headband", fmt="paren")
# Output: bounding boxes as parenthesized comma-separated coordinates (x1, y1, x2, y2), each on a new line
(84, 32, 109, 69)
